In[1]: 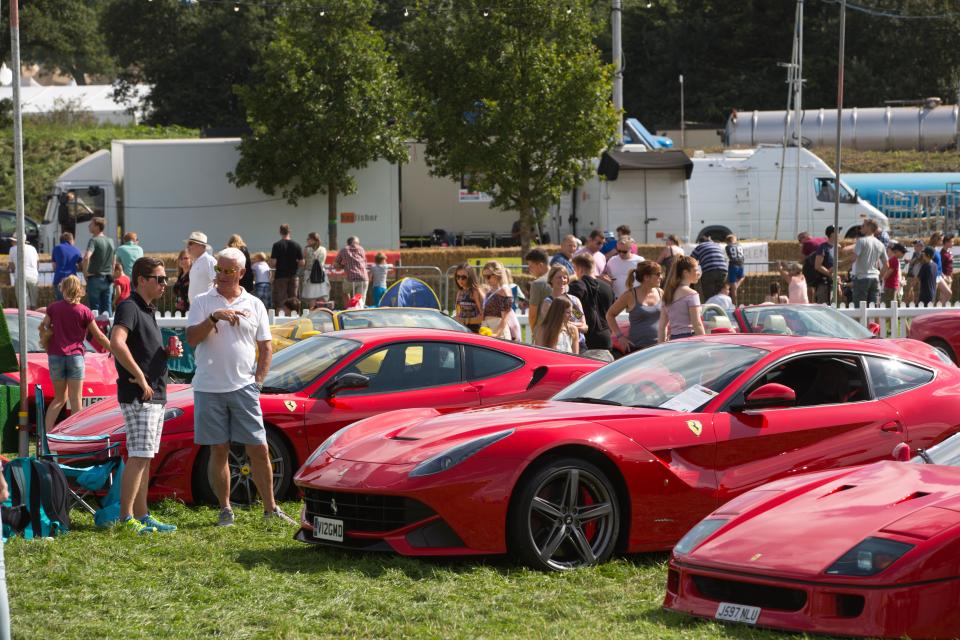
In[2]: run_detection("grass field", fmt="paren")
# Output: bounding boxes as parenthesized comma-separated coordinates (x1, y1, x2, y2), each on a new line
(2, 499, 843, 640)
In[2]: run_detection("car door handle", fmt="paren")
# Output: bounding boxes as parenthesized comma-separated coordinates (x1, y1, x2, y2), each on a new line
(880, 421, 904, 433)
(813, 207, 825, 211)
(466, 384, 483, 392)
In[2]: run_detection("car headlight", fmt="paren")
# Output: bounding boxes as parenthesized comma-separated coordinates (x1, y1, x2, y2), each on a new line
(409, 429, 514, 478)
(825, 537, 914, 576)
(673, 518, 728, 556)
(303, 425, 354, 467)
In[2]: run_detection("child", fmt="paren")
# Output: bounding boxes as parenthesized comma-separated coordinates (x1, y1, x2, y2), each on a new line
(251, 252, 272, 308)
(725, 234, 746, 306)
(778, 261, 808, 304)
(112, 262, 131, 310)
(918, 246, 938, 305)
(705, 282, 734, 310)
(369, 252, 391, 307)
(281, 297, 302, 316)
(764, 281, 789, 304)
(880, 242, 906, 305)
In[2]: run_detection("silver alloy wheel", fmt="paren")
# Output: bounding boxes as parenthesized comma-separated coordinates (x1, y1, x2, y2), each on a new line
(525, 466, 617, 570)
(223, 442, 286, 504)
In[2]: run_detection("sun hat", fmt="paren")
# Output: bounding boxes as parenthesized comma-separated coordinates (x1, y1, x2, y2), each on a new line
(184, 231, 209, 246)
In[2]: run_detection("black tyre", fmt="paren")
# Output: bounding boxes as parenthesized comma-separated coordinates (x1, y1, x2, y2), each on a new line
(192, 429, 294, 505)
(507, 457, 620, 571)
(927, 338, 957, 365)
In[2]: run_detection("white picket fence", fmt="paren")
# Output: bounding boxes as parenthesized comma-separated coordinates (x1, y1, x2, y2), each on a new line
(146, 302, 960, 340)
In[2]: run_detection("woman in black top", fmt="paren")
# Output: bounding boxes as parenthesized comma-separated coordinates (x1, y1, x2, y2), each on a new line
(173, 249, 191, 313)
(228, 234, 254, 293)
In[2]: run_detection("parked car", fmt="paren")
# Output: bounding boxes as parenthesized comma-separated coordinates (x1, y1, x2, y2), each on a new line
(47, 328, 603, 504)
(908, 310, 960, 364)
(664, 432, 960, 639)
(0, 211, 42, 254)
(293, 334, 958, 570)
(272, 307, 467, 351)
(0, 309, 115, 412)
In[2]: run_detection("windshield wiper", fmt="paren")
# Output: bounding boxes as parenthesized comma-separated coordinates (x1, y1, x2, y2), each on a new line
(628, 404, 665, 409)
(258, 385, 290, 394)
(557, 397, 622, 406)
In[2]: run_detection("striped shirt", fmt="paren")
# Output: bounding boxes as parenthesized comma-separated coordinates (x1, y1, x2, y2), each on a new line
(691, 241, 728, 273)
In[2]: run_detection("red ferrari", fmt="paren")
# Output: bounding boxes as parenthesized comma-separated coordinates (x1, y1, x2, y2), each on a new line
(293, 334, 960, 570)
(47, 328, 603, 504)
(0, 309, 116, 411)
(908, 310, 960, 364)
(664, 432, 960, 639)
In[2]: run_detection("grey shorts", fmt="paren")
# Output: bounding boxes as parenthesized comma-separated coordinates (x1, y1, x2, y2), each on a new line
(121, 401, 165, 459)
(193, 384, 266, 446)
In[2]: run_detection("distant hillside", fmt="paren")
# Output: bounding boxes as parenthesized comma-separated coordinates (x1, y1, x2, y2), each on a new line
(0, 124, 198, 220)
(811, 147, 960, 173)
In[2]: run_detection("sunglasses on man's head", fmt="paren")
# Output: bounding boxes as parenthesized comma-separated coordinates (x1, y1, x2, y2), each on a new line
(214, 266, 241, 275)
(143, 275, 168, 285)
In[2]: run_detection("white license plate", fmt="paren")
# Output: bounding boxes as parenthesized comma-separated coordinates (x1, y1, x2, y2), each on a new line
(313, 516, 344, 542)
(715, 602, 761, 625)
(81, 396, 107, 408)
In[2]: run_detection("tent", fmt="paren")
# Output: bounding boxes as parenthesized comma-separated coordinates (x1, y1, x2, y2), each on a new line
(378, 277, 441, 310)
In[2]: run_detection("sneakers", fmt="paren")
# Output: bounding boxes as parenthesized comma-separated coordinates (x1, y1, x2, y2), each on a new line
(264, 506, 297, 526)
(217, 508, 235, 527)
(122, 516, 156, 535)
(140, 514, 177, 533)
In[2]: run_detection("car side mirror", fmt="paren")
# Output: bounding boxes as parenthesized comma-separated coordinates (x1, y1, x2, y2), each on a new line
(734, 383, 796, 412)
(892, 442, 912, 462)
(327, 373, 369, 397)
(868, 322, 881, 336)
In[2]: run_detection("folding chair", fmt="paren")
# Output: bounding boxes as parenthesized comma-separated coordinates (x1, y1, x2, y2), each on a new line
(35, 385, 125, 525)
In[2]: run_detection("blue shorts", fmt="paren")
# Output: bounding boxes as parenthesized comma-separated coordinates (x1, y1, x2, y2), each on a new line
(727, 265, 745, 283)
(48, 354, 85, 381)
(194, 383, 266, 446)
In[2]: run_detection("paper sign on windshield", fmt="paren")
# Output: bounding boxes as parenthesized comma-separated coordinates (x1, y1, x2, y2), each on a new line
(659, 384, 718, 412)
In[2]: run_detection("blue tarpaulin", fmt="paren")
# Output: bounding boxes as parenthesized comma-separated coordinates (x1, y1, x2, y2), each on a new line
(378, 278, 441, 310)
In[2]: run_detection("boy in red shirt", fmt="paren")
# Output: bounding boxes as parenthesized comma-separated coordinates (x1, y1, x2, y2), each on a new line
(113, 262, 131, 310)
(880, 242, 906, 305)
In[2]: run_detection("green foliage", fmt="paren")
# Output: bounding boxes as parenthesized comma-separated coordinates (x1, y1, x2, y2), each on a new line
(0, 99, 11, 129)
(404, 0, 619, 251)
(231, 0, 411, 249)
(0, 0, 114, 84)
(0, 124, 197, 219)
(101, 0, 276, 129)
(619, 0, 960, 128)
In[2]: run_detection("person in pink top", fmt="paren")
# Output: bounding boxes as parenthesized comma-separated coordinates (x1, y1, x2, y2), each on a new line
(39, 275, 112, 433)
(659, 256, 706, 342)
(778, 261, 809, 304)
(332, 236, 369, 308)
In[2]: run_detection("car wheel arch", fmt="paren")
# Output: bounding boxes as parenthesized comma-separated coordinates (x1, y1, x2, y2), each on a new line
(507, 444, 632, 553)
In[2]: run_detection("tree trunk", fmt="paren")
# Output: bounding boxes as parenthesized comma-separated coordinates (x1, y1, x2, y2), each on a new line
(519, 202, 533, 257)
(327, 185, 338, 250)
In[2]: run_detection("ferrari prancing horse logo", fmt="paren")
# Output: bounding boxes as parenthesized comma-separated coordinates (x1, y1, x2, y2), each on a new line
(686, 419, 702, 436)
(284, 400, 297, 412)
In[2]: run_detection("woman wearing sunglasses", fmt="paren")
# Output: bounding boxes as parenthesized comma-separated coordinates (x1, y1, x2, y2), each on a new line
(453, 263, 483, 332)
(480, 261, 517, 340)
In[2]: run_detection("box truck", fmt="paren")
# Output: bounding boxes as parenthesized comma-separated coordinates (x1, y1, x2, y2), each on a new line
(41, 138, 400, 254)
(555, 145, 889, 243)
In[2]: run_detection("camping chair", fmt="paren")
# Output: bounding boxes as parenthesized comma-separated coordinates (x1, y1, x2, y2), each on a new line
(35, 385, 125, 525)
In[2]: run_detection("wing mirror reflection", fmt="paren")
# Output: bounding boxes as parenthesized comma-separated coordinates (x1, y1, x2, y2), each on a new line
(868, 322, 881, 336)
(327, 373, 370, 397)
(733, 383, 796, 412)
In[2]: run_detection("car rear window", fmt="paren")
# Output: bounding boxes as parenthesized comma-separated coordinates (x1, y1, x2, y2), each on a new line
(866, 356, 934, 398)
(464, 346, 522, 380)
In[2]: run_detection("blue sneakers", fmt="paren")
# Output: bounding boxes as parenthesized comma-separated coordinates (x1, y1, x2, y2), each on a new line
(139, 514, 177, 533)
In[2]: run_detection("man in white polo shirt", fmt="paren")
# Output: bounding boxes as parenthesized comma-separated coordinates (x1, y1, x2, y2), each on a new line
(186, 247, 295, 527)
(185, 231, 216, 304)
(8, 236, 40, 310)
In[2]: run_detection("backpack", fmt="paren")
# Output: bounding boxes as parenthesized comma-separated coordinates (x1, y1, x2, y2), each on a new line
(309, 258, 327, 284)
(2, 457, 71, 540)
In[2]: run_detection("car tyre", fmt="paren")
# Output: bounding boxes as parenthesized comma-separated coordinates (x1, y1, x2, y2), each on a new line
(192, 428, 294, 505)
(508, 457, 620, 571)
(926, 338, 957, 365)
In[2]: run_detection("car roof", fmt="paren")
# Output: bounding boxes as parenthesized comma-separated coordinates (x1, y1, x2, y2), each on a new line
(691, 332, 933, 360)
(322, 327, 501, 343)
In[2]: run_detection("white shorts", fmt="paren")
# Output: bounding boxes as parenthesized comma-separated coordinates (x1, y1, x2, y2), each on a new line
(120, 401, 165, 459)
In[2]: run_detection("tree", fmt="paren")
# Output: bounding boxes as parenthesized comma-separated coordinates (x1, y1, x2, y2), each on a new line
(0, 0, 114, 84)
(404, 0, 618, 253)
(230, 0, 410, 250)
(101, 0, 276, 128)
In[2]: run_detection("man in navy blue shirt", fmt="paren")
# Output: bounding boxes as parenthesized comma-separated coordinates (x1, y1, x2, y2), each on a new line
(690, 235, 728, 302)
(51, 232, 82, 300)
(918, 247, 938, 305)
(550, 235, 578, 274)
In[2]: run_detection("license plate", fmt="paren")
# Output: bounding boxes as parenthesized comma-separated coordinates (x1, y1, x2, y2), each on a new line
(81, 396, 107, 408)
(313, 516, 344, 542)
(715, 602, 761, 625)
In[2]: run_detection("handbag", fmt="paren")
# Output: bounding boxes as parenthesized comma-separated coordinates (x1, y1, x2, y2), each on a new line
(309, 258, 326, 284)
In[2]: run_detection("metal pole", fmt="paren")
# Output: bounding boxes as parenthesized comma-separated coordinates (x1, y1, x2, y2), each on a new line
(679, 74, 685, 148)
(832, 0, 846, 308)
(9, 0, 29, 456)
(612, 0, 623, 145)
(794, 0, 804, 238)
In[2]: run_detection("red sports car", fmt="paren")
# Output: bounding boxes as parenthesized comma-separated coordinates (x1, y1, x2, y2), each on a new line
(293, 334, 960, 570)
(664, 432, 960, 639)
(47, 328, 603, 504)
(908, 310, 960, 364)
(0, 309, 116, 411)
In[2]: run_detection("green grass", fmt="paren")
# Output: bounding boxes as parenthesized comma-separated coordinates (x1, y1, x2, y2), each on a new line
(3, 499, 845, 640)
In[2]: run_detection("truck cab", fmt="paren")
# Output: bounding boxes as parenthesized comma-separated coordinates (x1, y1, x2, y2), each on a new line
(41, 149, 115, 251)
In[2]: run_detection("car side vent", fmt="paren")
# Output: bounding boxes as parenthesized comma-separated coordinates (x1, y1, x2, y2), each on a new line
(820, 484, 856, 498)
(894, 491, 931, 505)
(389, 436, 419, 441)
(526, 366, 548, 390)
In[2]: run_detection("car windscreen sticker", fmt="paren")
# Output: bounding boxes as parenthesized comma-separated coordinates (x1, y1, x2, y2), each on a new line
(659, 384, 718, 413)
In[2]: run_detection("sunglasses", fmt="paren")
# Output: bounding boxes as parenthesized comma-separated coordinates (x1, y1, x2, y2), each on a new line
(483, 273, 496, 279)
(455, 274, 468, 281)
(214, 266, 241, 275)
(143, 275, 168, 285)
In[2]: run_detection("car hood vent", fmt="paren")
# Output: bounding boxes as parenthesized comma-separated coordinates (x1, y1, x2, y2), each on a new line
(820, 484, 856, 498)
(894, 491, 930, 505)
(388, 435, 420, 441)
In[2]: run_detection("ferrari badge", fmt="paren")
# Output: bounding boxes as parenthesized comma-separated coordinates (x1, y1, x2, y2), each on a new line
(686, 419, 702, 436)
(284, 400, 297, 412)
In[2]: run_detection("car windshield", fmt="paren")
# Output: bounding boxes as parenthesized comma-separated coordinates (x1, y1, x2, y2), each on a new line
(741, 305, 873, 339)
(914, 432, 960, 466)
(261, 335, 360, 393)
(4, 312, 94, 353)
(553, 341, 766, 411)
(337, 308, 467, 332)
(307, 309, 335, 333)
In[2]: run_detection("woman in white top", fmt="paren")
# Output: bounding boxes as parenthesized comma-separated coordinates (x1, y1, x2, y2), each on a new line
(659, 256, 706, 342)
(301, 231, 329, 306)
(481, 261, 518, 340)
(534, 296, 579, 354)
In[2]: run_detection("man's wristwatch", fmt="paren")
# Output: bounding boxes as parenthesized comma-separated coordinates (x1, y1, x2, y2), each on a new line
(208, 314, 219, 325)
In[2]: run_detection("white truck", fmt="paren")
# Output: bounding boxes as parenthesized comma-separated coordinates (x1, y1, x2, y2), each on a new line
(41, 138, 400, 254)
(554, 145, 889, 243)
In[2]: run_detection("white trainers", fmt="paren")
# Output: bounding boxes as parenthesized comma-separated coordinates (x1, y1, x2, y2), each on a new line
(264, 506, 297, 526)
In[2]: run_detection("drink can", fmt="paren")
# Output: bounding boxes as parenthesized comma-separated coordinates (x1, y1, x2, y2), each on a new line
(167, 335, 180, 357)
